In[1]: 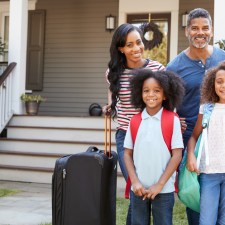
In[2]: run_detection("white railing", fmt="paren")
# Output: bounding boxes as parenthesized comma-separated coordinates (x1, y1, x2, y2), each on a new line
(0, 62, 16, 133)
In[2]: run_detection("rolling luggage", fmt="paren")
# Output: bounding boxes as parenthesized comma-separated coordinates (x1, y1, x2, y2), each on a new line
(52, 115, 118, 225)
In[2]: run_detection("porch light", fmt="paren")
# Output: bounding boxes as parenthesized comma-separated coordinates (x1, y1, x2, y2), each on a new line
(106, 14, 115, 32)
(182, 12, 189, 27)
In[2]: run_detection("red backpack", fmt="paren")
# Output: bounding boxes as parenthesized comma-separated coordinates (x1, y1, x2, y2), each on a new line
(125, 108, 178, 199)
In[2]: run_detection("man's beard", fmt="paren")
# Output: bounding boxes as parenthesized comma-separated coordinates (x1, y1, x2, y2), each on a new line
(188, 35, 211, 49)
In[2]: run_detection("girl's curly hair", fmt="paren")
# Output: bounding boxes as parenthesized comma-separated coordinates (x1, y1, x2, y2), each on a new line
(107, 23, 144, 117)
(201, 61, 225, 104)
(130, 69, 185, 111)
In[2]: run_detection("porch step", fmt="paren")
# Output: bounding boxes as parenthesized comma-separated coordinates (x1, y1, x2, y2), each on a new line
(9, 115, 117, 129)
(0, 138, 116, 154)
(0, 115, 120, 184)
(6, 126, 116, 142)
(0, 165, 53, 183)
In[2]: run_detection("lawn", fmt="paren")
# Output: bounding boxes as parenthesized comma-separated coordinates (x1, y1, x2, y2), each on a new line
(0, 189, 19, 197)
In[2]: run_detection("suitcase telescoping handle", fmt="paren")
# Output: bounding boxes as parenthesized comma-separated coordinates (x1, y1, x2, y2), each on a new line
(104, 114, 111, 158)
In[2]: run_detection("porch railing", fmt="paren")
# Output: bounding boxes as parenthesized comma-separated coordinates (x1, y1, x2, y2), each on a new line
(0, 62, 17, 133)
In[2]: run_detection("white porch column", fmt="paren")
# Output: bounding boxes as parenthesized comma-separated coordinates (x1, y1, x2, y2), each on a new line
(8, 0, 28, 114)
(214, 0, 225, 44)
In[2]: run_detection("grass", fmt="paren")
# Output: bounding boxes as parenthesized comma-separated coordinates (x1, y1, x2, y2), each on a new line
(39, 196, 188, 225)
(0, 189, 19, 197)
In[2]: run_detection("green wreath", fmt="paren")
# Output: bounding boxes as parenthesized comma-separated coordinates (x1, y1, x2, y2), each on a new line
(139, 22, 163, 50)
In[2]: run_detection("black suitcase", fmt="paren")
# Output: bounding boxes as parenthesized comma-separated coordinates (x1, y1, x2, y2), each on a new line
(52, 115, 118, 225)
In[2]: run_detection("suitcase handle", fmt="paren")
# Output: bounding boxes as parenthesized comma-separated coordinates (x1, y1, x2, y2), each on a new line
(86, 146, 100, 153)
(104, 114, 111, 157)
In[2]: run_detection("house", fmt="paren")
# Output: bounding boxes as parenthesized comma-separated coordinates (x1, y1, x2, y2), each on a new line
(0, 0, 225, 183)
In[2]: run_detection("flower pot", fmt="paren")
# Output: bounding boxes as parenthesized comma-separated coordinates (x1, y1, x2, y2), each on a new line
(25, 101, 40, 115)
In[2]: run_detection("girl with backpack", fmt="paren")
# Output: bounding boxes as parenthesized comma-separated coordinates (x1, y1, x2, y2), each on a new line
(186, 61, 225, 225)
(124, 69, 185, 225)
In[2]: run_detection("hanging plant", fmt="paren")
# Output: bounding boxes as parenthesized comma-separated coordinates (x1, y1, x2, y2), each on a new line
(139, 22, 163, 50)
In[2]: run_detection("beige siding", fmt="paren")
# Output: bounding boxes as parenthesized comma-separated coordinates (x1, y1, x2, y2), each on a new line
(34, 0, 118, 116)
(178, 0, 214, 53)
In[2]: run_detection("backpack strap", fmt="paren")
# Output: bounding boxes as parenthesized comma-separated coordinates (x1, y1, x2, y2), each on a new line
(125, 108, 176, 198)
(161, 109, 177, 153)
(130, 112, 142, 143)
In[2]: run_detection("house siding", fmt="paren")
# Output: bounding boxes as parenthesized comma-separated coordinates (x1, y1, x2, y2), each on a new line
(35, 0, 118, 116)
(178, 0, 214, 53)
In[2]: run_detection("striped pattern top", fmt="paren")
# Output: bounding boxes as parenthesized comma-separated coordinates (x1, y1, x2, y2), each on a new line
(107, 59, 165, 131)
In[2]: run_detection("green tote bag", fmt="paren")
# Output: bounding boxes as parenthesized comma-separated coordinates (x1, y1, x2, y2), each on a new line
(178, 103, 214, 213)
(178, 134, 202, 213)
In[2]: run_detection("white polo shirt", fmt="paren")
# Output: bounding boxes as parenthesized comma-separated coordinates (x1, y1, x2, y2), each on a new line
(124, 107, 183, 193)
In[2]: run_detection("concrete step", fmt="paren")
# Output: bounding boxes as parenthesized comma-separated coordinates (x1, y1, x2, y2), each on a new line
(6, 126, 116, 142)
(0, 165, 53, 183)
(0, 150, 60, 168)
(0, 138, 116, 154)
(9, 115, 117, 129)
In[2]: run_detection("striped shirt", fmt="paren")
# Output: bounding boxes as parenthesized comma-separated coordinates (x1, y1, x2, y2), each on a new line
(107, 59, 165, 131)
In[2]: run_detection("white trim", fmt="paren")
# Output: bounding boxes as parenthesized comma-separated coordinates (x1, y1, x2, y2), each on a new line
(8, 0, 28, 114)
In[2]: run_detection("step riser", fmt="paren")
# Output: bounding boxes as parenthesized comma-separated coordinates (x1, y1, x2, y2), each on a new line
(7, 128, 116, 142)
(0, 141, 116, 154)
(0, 155, 57, 168)
(0, 169, 52, 184)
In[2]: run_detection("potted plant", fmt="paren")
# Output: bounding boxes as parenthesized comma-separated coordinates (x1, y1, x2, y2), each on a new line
(21, 93, 46, 115)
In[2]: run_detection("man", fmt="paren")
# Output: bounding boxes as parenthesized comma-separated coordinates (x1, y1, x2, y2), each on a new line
(166, 8, 225, 225)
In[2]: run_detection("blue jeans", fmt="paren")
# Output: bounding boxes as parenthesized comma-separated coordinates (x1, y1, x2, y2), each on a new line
(199, 173, 225, 225)
(115, 129, 131, 225)
(116, 129, 128, 180)
(130, 191, 174, 225)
